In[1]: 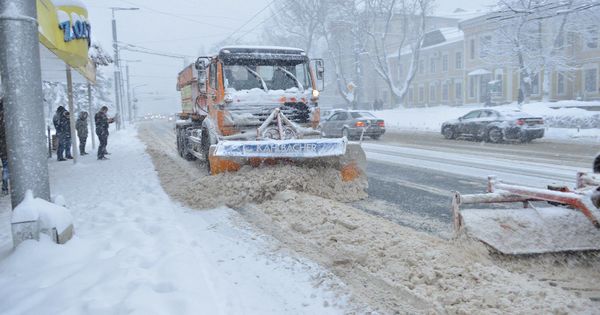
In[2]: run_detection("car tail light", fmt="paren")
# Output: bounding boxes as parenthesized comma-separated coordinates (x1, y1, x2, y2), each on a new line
(516, 119, 525, 126)
(377, 121, 385, 127)
(355, 121, 366, 127)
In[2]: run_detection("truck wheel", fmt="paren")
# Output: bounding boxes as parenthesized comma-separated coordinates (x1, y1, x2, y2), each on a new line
(176, 127, 184, 157)
(201, 127, 211, 172)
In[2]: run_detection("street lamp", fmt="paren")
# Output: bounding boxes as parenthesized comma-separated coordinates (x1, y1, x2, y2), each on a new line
(132, 84, 147, 120)
(110, 7, 139, 130)
(122, 59, 141, 124)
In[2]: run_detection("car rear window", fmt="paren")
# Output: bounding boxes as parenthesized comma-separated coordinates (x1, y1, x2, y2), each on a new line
(350, 112, 377, 119)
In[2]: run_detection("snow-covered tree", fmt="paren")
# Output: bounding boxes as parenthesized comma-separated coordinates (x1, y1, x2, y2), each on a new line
(484, 0, 600, 102)
(362, 0, 433, 107)
(324, 0, 371, 106)
(267, 0, 331, 55)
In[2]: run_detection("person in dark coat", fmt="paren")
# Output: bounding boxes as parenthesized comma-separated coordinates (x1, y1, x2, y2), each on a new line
(95, 106, 114, 160)
(53, 106, 72, 161)
(76, 111, 89, 155)
(0, 98, 8, 195)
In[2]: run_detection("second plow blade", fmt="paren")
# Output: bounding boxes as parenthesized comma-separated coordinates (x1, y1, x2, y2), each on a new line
(460, 205, 600, 255)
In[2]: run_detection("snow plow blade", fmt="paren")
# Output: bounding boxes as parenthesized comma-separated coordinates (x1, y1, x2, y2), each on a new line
(452, 174, 600, 255)
(458, 207, 600, 255)
(208, 138, 367, 182)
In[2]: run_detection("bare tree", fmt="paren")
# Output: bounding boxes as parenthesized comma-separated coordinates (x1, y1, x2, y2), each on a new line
(324, 0, 371, 106)
(267, 0, 331, 55)
(363, 0, 433, 107)
(485, 0, 600, 102)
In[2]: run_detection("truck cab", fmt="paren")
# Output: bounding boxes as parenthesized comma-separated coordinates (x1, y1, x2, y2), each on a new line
(194, 46, 324, 138)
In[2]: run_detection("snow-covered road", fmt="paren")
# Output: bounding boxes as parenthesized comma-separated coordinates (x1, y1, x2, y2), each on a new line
(0, 128, 350, 314)
(362, 142, 584, 187)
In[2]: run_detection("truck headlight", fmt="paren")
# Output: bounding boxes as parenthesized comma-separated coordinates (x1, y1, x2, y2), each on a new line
(312, 89, 320, 98)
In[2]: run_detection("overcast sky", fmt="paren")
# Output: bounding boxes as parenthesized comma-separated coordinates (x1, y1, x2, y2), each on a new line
(86, 0, 495, 114)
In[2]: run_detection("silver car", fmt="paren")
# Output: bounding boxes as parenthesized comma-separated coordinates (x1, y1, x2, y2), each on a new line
(320, 110, 385, 140)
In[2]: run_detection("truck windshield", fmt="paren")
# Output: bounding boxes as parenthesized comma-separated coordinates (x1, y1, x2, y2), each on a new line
(224, 63, 311, 92)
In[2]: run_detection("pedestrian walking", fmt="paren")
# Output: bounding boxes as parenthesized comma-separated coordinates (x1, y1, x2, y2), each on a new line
(0, 98, 9, 195)
(95, 106, 114, 160)
(76, 111, 89, 155)
(53, 106, 72, 161)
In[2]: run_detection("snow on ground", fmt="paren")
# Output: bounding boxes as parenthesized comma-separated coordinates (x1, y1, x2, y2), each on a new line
(0, 128, 352, 315)
(369, 101, 600, 143)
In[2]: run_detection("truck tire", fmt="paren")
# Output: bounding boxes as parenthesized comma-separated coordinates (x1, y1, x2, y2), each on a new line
(201, 127, 211, 172)
(176, 127, 184, 157)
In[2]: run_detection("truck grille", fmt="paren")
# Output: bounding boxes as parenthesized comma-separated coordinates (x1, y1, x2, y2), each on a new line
(229, 103, 311, 125)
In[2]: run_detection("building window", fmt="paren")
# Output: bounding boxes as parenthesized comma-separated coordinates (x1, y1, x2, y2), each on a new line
(419, 60, 424, 74)
(531, 73, 540, 95)
(480, 35, 492, 58)
(442, 55, 448, 72)
(455, 82, 463, 101)
(470, 39, 475, 59)
(586, 25, 599, 49)
(429, 84, 436, 102)
(419, 86, 424, 102)
(469, 76, 476, 98)
(557, 72, 566, 95)
(585, 68, 598, 93)
(442, 83, 449, 101)
(455, 51, 462, 69)
(408, 87, 414, 102)
(430, 58, 436, 73)
(492, 70, 503, 95)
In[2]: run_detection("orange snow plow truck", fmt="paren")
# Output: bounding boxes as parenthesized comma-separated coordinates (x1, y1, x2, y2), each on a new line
(175, 46, 366, 181)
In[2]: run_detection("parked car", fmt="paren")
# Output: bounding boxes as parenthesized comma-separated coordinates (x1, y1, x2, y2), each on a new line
(441, 109, 544, 143)
(320, 108, 345, 121)
(320, 110, 385, 140)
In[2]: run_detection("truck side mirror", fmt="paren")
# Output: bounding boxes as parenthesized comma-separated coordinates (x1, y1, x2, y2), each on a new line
(197, 69, 207, 91)
(195, 57, 209, 92)
(312, 59, 325, 91)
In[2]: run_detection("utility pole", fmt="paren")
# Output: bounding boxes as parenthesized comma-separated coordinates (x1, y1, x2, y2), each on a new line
(110, 7, 138, 130)
(126, 64, 132, 123)
(111, 11, 122, 130)
(66, 66, 78, 164)
(0, 0, 51, 207)
(132, 84, 147, 120)
(87, 83, 95, 149)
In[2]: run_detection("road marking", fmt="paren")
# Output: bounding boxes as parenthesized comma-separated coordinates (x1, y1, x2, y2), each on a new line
(369, 173, 452, 197)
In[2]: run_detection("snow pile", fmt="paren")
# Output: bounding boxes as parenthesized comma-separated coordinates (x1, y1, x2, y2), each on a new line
(187, 165, 367, 208)
(371, 101, 600, 142)
(0, 128, 358, 314)
(11, 191, 74, 246)
(241, 190, 600, 314)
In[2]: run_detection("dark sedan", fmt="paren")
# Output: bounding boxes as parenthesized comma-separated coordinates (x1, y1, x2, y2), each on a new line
(320, 110, 385, 140)
(441, 109, 544, 143)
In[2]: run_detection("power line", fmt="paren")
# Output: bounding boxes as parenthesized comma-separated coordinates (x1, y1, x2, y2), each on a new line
(118, 41, 193, 59)
(222, 0, 277, 43)
(118, 0, 235, 29)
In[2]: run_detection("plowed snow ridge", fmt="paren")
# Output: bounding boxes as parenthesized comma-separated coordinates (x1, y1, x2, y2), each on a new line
(139, 123, 600, 314)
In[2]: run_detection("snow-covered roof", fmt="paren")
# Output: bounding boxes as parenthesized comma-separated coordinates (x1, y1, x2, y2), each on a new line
(434, 9, 487, 22)
(393, 27, 464, 57)
(220, 46, 304, 52)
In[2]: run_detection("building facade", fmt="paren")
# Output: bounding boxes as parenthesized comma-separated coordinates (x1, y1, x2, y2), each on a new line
(390, 11, 600, 107)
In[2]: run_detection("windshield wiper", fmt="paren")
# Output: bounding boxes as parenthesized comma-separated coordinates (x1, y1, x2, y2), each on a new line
(245, 66, 269, 92)
(276, 66, 304, 91)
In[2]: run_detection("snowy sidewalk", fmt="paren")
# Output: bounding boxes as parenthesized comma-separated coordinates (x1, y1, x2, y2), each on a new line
(0, 129, 345, 314)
